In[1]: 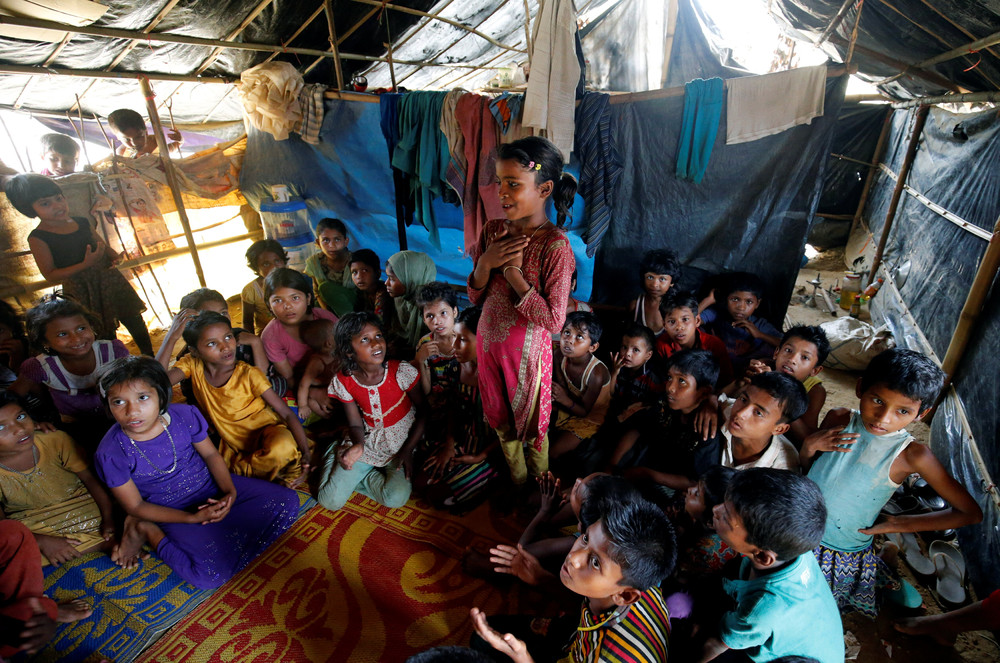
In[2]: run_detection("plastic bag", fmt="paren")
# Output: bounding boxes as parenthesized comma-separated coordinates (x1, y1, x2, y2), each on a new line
(820, 317, 896, 371)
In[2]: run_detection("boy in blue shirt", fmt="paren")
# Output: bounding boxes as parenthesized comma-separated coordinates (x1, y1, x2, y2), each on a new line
(699, 273, 780, 374)
(700, 468, 844, 663)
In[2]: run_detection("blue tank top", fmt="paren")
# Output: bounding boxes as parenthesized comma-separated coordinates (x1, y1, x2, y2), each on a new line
(807, 410, 912, 552)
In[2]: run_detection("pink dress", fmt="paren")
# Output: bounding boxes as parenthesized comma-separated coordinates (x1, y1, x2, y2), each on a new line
(261, 308, 338, 375)
(467, 219, 575, 442)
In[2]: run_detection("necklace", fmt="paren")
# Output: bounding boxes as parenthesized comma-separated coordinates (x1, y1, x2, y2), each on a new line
(577, 604, 630, 632)
(126, 416, 178, 475)
(524, 220, 551, 244)
(0, 444, 41, 483)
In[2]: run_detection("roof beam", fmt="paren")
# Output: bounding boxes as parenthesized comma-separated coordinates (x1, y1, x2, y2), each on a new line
(816, 0, 857, 46)
(302, 6, 380, 76)
(828, 35, 967, 93)
(193, 0, 276, 76)
(0, 63, 234, 84)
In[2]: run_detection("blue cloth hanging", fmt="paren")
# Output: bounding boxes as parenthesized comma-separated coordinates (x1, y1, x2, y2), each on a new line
(676, 77, 724, 183)
(574, 92, 622, 258)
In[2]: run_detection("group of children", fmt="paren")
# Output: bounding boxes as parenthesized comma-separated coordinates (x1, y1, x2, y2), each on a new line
(0, 131, 987, 662)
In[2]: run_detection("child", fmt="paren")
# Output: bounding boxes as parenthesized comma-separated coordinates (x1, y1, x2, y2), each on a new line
(94, 356, 298, 588)
(467, 136, 576, 487)
(39, 134, 79, 177)
(769, 325, 829, 443)
(566, 269, 592, 314)
(317, 312, 426, 511)
(304, 218, 357, 316)
(161, 311, 312, 486)
(707, 372, 806, 472)
(416, 306, 500, 509)
(349, 249, 392, 319)
(295, 319, 339, 421)
(261, 267, 337, 387)
(627, 249, 681, 336)
(0, 393, 115, 566)
(5, 174, 154, 356)
(107, 108, 182, 157)
(699, 272, 781, 373)
(0, 301, 28, 389)
(413, 282, 460, 400)
(670, 466, 739, 581)
(608, 322, 663, 425)
(701, 468, 844, 663)
(549, 311, 610, 460)
(11, 296, 131, 445)
(242, 239, 288, 335)
(656, 290, 732, 387)
(801, 348, 982, 616)
(471, 497, 676, 663)
(614, 349, 719, 479)
(385, 250, 437, 352)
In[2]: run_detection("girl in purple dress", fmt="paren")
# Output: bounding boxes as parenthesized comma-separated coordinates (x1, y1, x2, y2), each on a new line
(94, 356, 298, 589)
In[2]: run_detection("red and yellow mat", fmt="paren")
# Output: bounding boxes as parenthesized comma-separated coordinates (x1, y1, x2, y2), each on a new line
(139, 494, 539, 662)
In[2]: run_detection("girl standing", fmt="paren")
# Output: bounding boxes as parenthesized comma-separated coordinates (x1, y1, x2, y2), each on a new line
(260, 268, 337, 388)
(384, 250, 436, 353)
(94, 356, 298, 589)
(467, 136, 576, 487)
(317, 312, 426, 511)
(5, 174, 153, 356)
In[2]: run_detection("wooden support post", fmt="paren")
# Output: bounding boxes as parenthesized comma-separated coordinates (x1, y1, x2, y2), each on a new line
(867, 105, 928, 287)
(844, 0, 864, 66)
(324, 0, 345, 91)
(817, 0, 857, 45)
(850, 107, 893, 238)
(139, 76, 207, 288)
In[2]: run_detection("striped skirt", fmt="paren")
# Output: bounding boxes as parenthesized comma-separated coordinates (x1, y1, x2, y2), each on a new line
(814, 543, 900, 617)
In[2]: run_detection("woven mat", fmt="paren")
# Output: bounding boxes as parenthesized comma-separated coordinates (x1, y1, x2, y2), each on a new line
(138, 494, 542, 663)
(29, 492, 315, 663)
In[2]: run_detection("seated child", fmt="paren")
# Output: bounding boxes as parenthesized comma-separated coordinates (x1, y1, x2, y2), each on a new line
(669, 466, 739, 583)
(655, 290, 732, 387)
(0, 393, 114, 566)
(349, 249, 392, 320)
(261, 267, 338, 387)
(414, 306, 500, 510)
(471, 496, 676, 663)
(607, 322, 663, 425)
(566, 269, 592, 314)
(699, 272, 781, 374)
(295, 319, 339, 421)
(305, 218, 357, 316)
(802, 348, 982, 616)
(38, 133, 79, 177)
(767, 325, 829, 444)
(11, 296, 131, 445)
(318, 312, 426, 511)
(627, 249, 681, 336)
(107, 108, 182, 157)
(413, 282, 460, 401)
(161, 311, 311, 486)
(614, 349, 720, 481)
(385, 250, 437, 354)
(698, 372, 806, 473)
(549, 311, 611, 460)
(241, 239, 287, 336)
(0, 300, 28, 390)
(701, 468, 844, 663)
(94, 356, 298, 588)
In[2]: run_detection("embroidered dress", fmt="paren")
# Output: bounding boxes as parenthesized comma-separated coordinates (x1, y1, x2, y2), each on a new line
(553, 354, 611, 439)
(808, 409, 910, 615)
(565, 586, 671, 662)
(0, 431, 103, 564)
(94, 404, 298, 589)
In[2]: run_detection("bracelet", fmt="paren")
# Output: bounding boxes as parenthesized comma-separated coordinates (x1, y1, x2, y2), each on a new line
(503, 266, 523, 278)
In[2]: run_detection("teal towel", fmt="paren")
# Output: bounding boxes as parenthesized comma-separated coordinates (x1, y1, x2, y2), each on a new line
(676, 77, 724, 183)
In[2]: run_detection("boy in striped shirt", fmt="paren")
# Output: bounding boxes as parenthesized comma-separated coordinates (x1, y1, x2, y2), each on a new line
(471, 497, 676, 662)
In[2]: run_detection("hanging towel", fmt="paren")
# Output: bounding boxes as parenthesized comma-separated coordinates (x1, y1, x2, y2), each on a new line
(523, 0, 580, 162)
(441, 88, 469, 202)
(676, 77, 724, 184)
(575, 92, 622, 257)
(489, 92, 524, 136)
(455, 93, 504, 255)
(238, 62, 303, 141)
(297, 84, 326, 144)
(726, 65, 827, 145)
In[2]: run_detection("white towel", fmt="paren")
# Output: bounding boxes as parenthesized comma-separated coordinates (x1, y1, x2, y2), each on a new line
(725, 65, 827, 145)
(522, 0, 580, 162)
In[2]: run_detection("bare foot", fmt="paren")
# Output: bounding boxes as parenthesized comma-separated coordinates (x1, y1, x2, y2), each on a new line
(112, 515, 148, 569)
(55, 598, 93, 623)
(894, 615, 958, 646)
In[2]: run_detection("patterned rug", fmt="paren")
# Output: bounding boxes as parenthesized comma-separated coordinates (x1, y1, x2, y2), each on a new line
(139, 494, 546, 663)
(30, 492, 316, 663)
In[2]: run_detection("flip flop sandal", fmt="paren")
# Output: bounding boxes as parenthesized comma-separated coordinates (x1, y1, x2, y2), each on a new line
(887, 531, 935, 576)
(929, 540, 966, 576)
(932, 552, 966, 604)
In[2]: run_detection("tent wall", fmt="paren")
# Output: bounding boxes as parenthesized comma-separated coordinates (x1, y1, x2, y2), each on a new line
(862, 106, 1000, 597)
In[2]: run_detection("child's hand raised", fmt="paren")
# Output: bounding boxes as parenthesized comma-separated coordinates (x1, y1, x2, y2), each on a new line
(802, 427, 859, 458)
(489, 543, 548, 587)
(167, 308, 196, 339)
(611, 351, 627, 373)
(470, 607, 535, 663)
(536, 471, 566, 518)
(746, 359, 769, 376)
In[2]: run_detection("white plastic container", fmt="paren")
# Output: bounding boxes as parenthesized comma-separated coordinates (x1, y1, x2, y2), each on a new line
(259, 198, 317, 273)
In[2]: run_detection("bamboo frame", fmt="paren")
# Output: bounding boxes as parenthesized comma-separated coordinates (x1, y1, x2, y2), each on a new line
(661, 0, 680, 87)
(0, 63, 234, 84)
(844, 0, 864, 67)
(324, 0, 345, 91)
(850, 107, 893, 238)
(195, 0, 277, 77)
(867, 105, 929, 287)
(828, 35, 966, 92)
(139, 77, 206, 287)
(892, 90, 1000, 108)
(816, 0, 857, 45)
(302, 7, 381, 77)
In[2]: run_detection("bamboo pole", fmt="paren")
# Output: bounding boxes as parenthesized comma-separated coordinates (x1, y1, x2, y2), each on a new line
(867, 105, 928, 287)
(0, 63, 233, 84)
(139, 77, 206, 288)
(302, 7, 381, 77)
(816, 0, 857, 45)
(936, 215, 1000, 400)
(829, 35, 966, 93)
(661, 0, 680, 86)
(892, 91, 1000, 108)
(194, 0, 277, 76)
(844, 0, 865, 67)
(323, 0, 345, 91)
(850, 107, 893, 238)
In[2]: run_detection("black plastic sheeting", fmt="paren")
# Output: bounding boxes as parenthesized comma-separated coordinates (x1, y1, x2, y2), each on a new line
(770, 0, 1000, 98)
(591, 75, 848, 330)
(865, 106, 1000, 598)
(664, 0, 751, 88)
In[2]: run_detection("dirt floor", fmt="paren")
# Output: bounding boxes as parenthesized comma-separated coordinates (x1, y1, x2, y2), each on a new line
(789, 248, 998, 663)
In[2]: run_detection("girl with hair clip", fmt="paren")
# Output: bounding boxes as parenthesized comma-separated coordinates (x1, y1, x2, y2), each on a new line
(467, 135, 577, 489)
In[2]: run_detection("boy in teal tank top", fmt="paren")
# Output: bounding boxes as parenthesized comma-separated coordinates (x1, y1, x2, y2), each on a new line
(801, 348, 981, 616)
